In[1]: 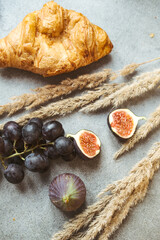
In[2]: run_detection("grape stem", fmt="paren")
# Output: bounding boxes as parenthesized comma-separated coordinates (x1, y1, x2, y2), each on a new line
(1, 142, 54, 162)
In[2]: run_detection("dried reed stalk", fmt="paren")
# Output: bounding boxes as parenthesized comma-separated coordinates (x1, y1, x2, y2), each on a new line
(0, 83, 124, 130)
(114, 104, 160, 159)
(81, 69, 160, 113)
(0, 56, 159, 117)
(110, 56, 160, 80)
(52, 143, 160, 240)
(52, 195, 112, 240)
(0, 69, 111, 116)
(98, 182, 148, 240)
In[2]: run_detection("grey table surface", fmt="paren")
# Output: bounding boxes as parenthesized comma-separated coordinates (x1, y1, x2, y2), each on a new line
(0, 0, 160, 240)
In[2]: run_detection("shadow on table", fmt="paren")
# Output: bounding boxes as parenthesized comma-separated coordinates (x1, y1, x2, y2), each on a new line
(0, 54, 112, 85)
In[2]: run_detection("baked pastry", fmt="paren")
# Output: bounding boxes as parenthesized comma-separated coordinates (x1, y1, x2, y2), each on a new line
(0, 1, 113, 77)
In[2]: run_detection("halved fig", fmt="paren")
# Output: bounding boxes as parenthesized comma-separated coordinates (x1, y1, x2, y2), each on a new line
(108, 109, 146, 139)
(67, 130, 101, 160)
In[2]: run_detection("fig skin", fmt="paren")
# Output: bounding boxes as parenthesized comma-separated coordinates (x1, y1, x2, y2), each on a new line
(49, 173, 86, 212)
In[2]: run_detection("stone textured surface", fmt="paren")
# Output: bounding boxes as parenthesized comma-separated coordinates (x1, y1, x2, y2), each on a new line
(0, 1, 160, 240)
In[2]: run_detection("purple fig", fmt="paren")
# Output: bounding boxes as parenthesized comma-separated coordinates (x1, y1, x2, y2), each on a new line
(49, 173, 86, 212)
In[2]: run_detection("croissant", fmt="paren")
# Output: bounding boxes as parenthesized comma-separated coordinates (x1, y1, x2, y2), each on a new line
(0, 1, 113, 77)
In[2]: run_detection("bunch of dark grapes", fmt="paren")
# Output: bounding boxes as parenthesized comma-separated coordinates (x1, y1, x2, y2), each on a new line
(0, 118, 76, 184)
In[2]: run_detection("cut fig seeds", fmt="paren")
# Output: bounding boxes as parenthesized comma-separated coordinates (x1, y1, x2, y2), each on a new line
(108, 109, 146, 139)
(49, 173, 86, 212)
(67, 130, 101, 160)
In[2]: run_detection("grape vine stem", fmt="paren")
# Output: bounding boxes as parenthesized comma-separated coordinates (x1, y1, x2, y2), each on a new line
(0, 142, 54, 163)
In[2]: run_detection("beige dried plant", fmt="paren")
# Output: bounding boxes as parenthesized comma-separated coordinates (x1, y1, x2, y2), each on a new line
(114, 104, 160, 159)
(0, 56, 159, 117)
(0, 69, 111, 116)
(0, 83, 124, 130)
(81, 69, 160, 113)
(110, 56, 160, 80)
(52, 143, 160, 240)
(52, 195, 112, 240)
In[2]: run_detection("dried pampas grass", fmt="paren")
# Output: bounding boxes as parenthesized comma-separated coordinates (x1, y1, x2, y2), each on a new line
(0, 56, 160, 117)
(81, 69, 160, 113)
(0, 69, 111, 116)
(0, 83, 124, 130)
(114, 104, 160, 159)
(52, 143, 160, 240)
(110, 56, 160, 80)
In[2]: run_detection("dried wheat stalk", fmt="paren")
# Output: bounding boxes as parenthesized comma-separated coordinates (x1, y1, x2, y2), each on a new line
(1, 56, 159, 117)
(52, 195, 112, 240)
(72, 180, 148, 240)
(81, 69, 160, 113)
(0, 69, 111, 116)
(110, 56, 160, 80)
(114, 104, 160, 159)
(52, 143, 160, 240)
(98, 182, 148, 240)
(0, 83, 124, 130)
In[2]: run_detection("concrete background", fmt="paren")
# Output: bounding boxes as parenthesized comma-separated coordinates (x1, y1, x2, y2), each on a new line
(0, 0, 160, 239)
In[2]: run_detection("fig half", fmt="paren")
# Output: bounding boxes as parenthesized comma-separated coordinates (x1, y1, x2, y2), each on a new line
(67, 130, 101, 160)
(108, 109, 146, 139)
(49, 173, 86, 212)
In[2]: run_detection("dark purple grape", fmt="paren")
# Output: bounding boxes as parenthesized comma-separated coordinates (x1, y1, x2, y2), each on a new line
(7, 156, 24, 166)
(25, 151, 50, 172)
(3, 121, 21, 141)
(15, 138, 24, 152)
(49, 173, 86, 212)
(44, 145, 59, 159)
(42, 121, 64, 141)
(2, 137, 13, 156)
(54, 137, 75, 156)
(61, 150, 76, 161)
(0, 137, 4, 154)
(22, 122, 41, 144)
(4, 163, 24, 184)
(28, 118, 43, 128)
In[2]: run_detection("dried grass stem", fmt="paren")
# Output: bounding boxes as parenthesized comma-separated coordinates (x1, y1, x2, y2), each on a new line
(81, 69, 160, 113)
(0, 69, 111, 116)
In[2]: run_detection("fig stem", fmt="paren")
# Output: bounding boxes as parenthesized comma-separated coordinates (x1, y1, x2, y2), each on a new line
(137, 116, 146, 121)
(66, 134, 75, 138)
(63, 195, 70, 204)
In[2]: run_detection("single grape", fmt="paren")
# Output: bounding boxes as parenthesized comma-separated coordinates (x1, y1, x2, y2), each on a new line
(3, 121, 21, 141)
(54, 137, 75, 156)
(4, 163, 24, 184)
(7, 156, 24, 166)
(22, 122, 41, 144)
(28, 118, 43, 128)
(25, 150, 50, 172)
(42, 120, 64, 141)
(44, 145, 59, 159)
(61, 150, 76, 161)
(0, 137, 4, 154)
(3, 137, 13, 156)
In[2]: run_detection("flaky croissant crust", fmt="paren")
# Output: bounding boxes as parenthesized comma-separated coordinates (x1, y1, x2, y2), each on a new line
(0, 1, 113, 77)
